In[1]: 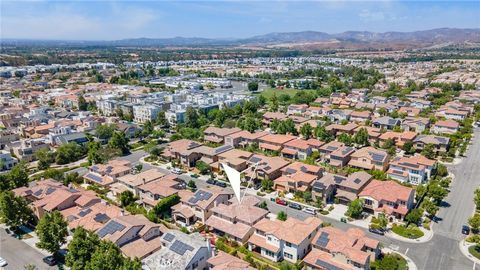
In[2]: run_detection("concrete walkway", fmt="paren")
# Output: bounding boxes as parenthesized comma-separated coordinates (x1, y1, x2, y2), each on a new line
(459, 239, 480, 265)
(385, 226, 434, 243)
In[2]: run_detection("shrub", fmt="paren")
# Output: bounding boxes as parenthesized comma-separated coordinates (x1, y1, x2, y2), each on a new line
(320, 210, 329, 215)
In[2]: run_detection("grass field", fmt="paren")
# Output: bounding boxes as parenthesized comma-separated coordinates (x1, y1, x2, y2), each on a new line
(469, 245, 480, 260)
(254, 87, 316, 99)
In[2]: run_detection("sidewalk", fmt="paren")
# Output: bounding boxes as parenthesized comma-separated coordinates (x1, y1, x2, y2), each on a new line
(385, 226, 434, 243)
(459, 239, 480, 265)
(382, 247, 418, 270)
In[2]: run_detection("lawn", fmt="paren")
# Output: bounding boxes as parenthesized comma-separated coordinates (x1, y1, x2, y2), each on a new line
(469, 245, 480, 260)
(372, 253, 408, 270)
(255, 87, 315, 100)
(392, 224, 424, 239)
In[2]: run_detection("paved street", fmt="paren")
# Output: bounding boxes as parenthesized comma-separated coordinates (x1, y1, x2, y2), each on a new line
(0, 229, 55, 270)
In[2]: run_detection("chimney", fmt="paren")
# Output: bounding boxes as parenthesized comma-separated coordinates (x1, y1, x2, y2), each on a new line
(143, 178, 146, 185)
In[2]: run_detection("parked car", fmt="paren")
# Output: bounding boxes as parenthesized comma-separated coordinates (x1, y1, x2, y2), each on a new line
(275, 198, 288, 206)
(43, 256, 57, 266)
(462, 225, 470, 235)
(0, 257, 7, 267)
(369, 227, 385, 235)
(215, 181, 227, 188)
(253, 183, 262, 190)
(340, 217, 348, 223)
(303, 207, 317, 215)
(206, 179, 217, 185)
(289, 202, 302, 210)
(190, 174, 199, 178)
(171, 168, 182, 174)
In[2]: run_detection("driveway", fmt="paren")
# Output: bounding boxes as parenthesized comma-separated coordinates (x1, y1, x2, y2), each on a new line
(0, 229, 55, 270)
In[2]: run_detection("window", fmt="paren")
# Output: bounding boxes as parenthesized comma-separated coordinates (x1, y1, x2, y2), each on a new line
(284, 252, 293, 260)
(286, 242, 292, 247)
(265, 250, 276, 257)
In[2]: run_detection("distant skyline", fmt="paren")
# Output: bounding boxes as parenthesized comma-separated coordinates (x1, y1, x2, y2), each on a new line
(1, 1, 479, 40)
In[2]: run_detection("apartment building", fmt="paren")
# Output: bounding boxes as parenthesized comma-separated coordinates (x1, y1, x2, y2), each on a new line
(0, 150, 18, 171)
(133, 105, 161, 123)
(247, 216, 322, 263)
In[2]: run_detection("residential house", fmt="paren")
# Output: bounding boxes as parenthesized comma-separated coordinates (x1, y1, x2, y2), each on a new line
(398, 107, 421, 117)
(214, 148, 254, 173)
(247, 217, 322, 263)
(281, 162, 323, 178)
(328, 146, 356, 167)
(243, 154, 290, 182)
(97, 214, 167, 259)
(379, 131, 417, 147)
(281, 138, 316, 160)
(287, 104, 308, 115)
(348, 147, 389, 171)
(401, 117, 430, 133)
(205, 196, 268, 243)
(0, 150, 18, 170)
(225, 130, 268, 148)
(263, 112, 287, 125)
(114, 169, 166, 197)
(350, 111, 373, 123)
(388, 154, 436, 185)
(161, 139, 202, 161)
(325, 123, 358, 136)
(204, 127, 241, 144)
(303, 227, 380, 270)
(354, 126, 382, 144)
(172, 187, 233, 226)
(435, 108, 469, 121)
(136, 174, 188, 209)
(333, 171, 372, 205)
(143, 231, 210, 270)
(372, 116, 401, 130)
(432, 120, 460, 135)
(8, 139, 50, 162)
(83, 159, 132, 187)
(359, 180, 415, 221)
(258, 134, 296, 153)
(414, 135, 450, 154)
(207, 251, 254, 270)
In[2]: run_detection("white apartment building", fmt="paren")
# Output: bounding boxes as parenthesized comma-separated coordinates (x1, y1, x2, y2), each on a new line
(0, 150, 18, 171)
(133, 105, 161, 123)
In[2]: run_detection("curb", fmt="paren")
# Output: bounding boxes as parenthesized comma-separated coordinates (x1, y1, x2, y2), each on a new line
(385, 227, 434, 244)
(459, 239, 480, 265)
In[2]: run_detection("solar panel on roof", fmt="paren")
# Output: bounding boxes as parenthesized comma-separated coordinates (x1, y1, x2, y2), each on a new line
(285, 168, 297, 174)
(354, 178, 361, 184)
(164, 233, 175, 242)
(169, 240, 194, 255)
(299, 166, 308, 173)
(33, 189, 43, 196)
(250, 157, 262, 163)
(97, 220, 125, 238)
(86, 173, 103, 183)
(333, 176, 345, 183)
(370, 152, 385, 161)
(315, 232, 330, 248)
(263, 166, 271, 171)
(78, 208, 92, 217)
(315, 259, 342, 270)
(94, 213, 109, 223)
(46, 187, 56, 195)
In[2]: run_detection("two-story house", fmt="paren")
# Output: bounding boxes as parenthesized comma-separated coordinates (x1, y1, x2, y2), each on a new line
(387, 154, 436, 185)
(348, 147, 389, 171)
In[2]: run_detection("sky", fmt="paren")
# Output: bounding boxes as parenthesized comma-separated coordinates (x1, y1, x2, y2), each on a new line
(1, 0, 479, 40)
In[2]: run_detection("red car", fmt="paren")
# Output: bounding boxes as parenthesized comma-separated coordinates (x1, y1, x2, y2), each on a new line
(275, 198, 288, 206)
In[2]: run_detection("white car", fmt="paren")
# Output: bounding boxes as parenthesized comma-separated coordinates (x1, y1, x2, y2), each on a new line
(0, 257, 7, 267)
(302, 207, 317, 215)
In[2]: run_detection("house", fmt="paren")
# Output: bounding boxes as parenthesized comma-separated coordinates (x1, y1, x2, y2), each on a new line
(379, 131, 417, 147)
(319, 141, 345, 160)
(263, 112, 287, 125)
(359, 180, 415, 221)
(401, 117, 430, 133)
(281, 162, 323, 178)
(258, 134, 296, 153)
(204, 127, 241, 144)
(306, 106, 323, 118)
(172, 186, 233, 226)
(247, 216, 322, 263)
(326, 109, 352, 123)
(136, 174, 187, 209)
(303, 227, 380, 270)
(398, 107, 421, 117)
(179, 144, 234, 168)
(350, 111, 373, 123)
(388, 154, 436, 185)
(325, 123, 358, 136)
(432, 120, 460, 135)
(161, 139, 201, 161)
(414, 135, 450, 154)
(435, 108, 469, 121)
(0, 150, 18, 171)
(328, 146, 356, 167)
(372, 116, 401, 130)
(83, 159, 131, 187)
(143, 231, 210, 270)
(207, 251, 254, 270)
(311, 175, 337, 205)
(409, 98, 432, 109)
(348, 147, 389, 171)
(243, 154, 290, 182)
(287, 104, 308, 115)
(281, 138, 315, 160)
(8, 139, 50, 162)
(97, 214, 167, 259)
(333, 171, 372, 205)
(274, 171, 318, 193)
(115, 169, 167, 196)
(214, 149, 254, 173)
(205, 196, 268, 243)
(225, 130, 268, 148)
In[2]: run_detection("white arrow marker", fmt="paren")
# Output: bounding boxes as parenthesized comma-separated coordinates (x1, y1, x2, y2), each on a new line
(222, 163, 242, 204)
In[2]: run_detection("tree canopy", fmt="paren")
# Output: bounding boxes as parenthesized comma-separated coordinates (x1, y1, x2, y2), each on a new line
(36, 211, 68, 255)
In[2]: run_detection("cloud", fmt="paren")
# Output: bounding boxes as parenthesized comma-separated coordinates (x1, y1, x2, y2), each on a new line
(358, 9, 387, 21)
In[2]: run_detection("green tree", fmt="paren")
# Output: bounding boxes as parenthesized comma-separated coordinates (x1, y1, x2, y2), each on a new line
(85, 241, 125, 270)
(258, 201, 268, 210)
(196, 160, 210, 175)
(78, 95, 88, 111)
(155, 111, 169, 127)
(427, 182, 448, 204)
(35, 148, 55, 170)
(469, 213, 480, 231)
(346, 199, 364, 219)
(300, 123, 313, 139)
(372, 254, 400, 270)
(95, 124, 117, 140)
(152, 194, 180, 219)
(187, 180, 197, 190)
(421, 144, 436, 159)
(108, 131, 130, 155)
(65, 227, 100, 270)
(87, 141, 104, 165)
(421, 199, 439, 217)
(55, 142, 84, 164)
(0, 191, 35, 230)
(402, 141, 415, 155)
(261, 178, 274, 192)
(353, 127, 369, 147)
(36, 211, 68, 255)
(405, 208, 423, 225)
(270, 93, 279, 112)
(247, 82, 259, 92)
(7, 162, 29, 189)
(435, 163, 448, 178)
(119, 190, 136, 207)
(185, 106, 200, 128)
(120, 257, 142, 270)
(337, 133, 353, 146)
(277, 211, 287, 221)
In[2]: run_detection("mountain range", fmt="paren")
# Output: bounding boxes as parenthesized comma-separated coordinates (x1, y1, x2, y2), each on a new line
(3, 28, 480, 49)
